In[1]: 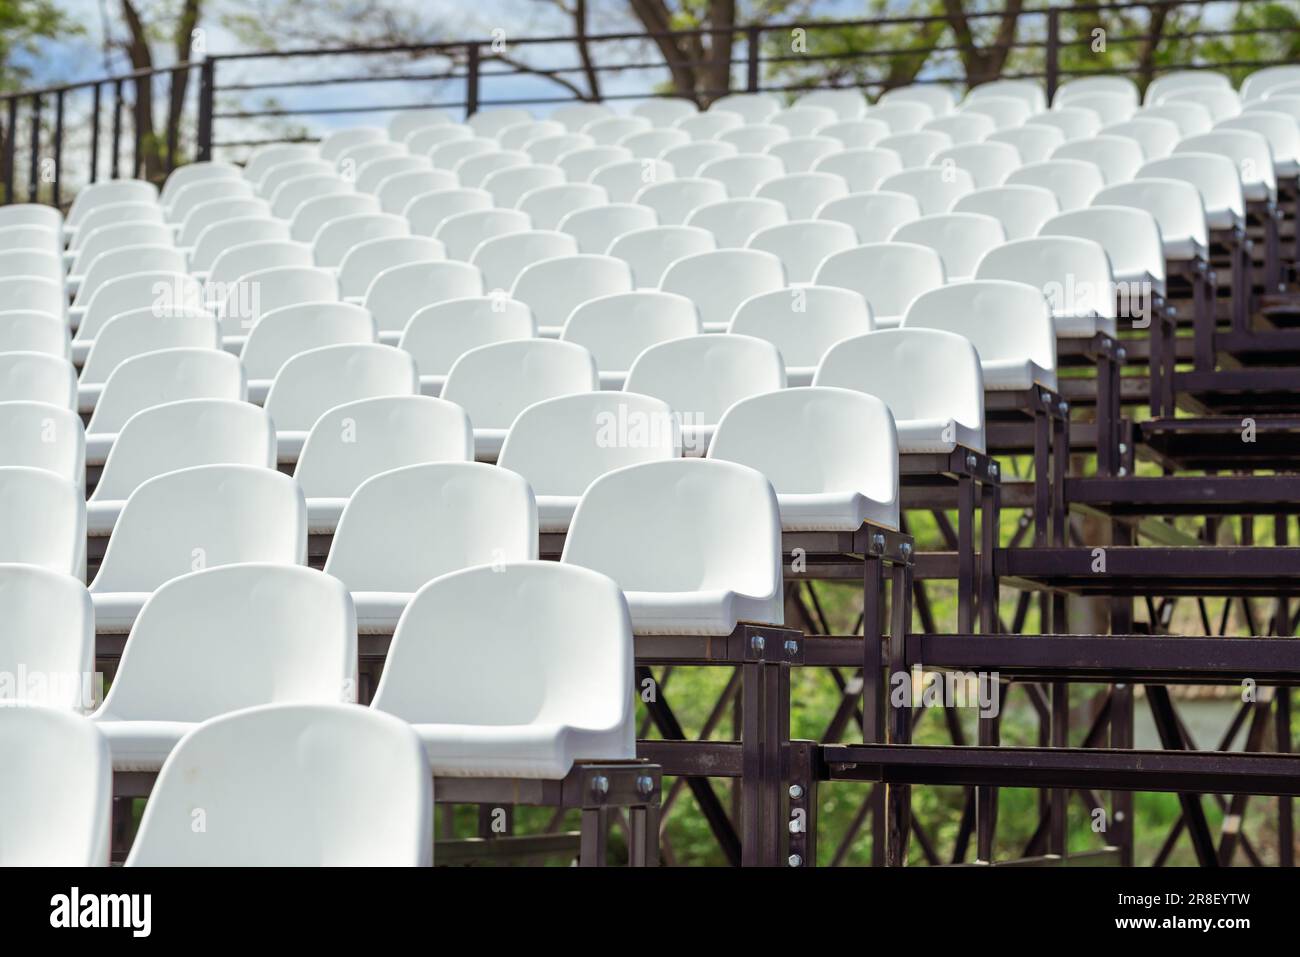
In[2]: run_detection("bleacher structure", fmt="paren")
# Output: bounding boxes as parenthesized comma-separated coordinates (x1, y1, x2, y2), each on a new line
(2, 4, 1300, 867)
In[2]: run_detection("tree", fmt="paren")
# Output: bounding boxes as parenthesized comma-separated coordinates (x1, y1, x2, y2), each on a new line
(0, 0, 75, 197)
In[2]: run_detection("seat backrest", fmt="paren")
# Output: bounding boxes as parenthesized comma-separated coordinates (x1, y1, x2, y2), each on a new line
(1051, 136, 1145, 185)
(218, 265, 339, 338)
(374, 559, 634, 751)
(78, 271, 205, 343)
(634, 98, 699, 127)
(608, 225, 717, 288)
(865, 101, 935, 133)
(0, 276, 63, 320)
(797, 89, 867, 120)
(685, 197, 789, 249)
(470, 229, 579, 291)
(499, 391, 681, 500)
(96, 564, 355, 724)
(125, 703, 431, 866)
(388, 107, 452, 141)
(624, 333, 786, 427)
(728, 285, 873, 370)
(922, 111, 995, 145)
(561, 290, 700, 373)
(881, 83, 957, 115)
(953, 184, 1059, 241)
(960, 95, 1031, 129)
(178, 197, 273, 247)
(819, 118, 892, 149)
(0, 400, 84, 487)
(1055, 91, 1135, 125)
(1239, 64, 1300, 102)
(902, 279, 1056, 379)
(1100, 117, 1181, 160)
(1056, 75, 1139, 109)
(288, 192, 381, 243)
(468, 107, 533, 138)
(931, 141, 1022, 188)
(772, 105, 838, 137)
(374, 168, 458, 214)
(264, 343, 418, 433)
(312, 212, 409, 268)
(190, 216, 291, 273)
(207, 239, 314, 290)
(87, 348, 245, 437)
(399, 295, 534, 378)
(660, 140, 737, 177)
(0, 466, 85, 575)
(428, 136, 498, 171)
(361, 260, 485, 335)
(815, 189, 921, 241)
(1136, 101, 1213, 137)
(510, 254, 634, 331)
(675, 110, 745, 141)
(353, 154, 432, 195)
(812, 241, 946, 321)
(0, 351, 77, 409)
(1005, 159, 1107, 211)
(72, 244, 187, 308)
(324, 462, 537, 592)
(634, 176, 729, 225)
(498, 119, 566, 151)
(658, 248, 786, 329)
(561, 458, 782, 610)
(337, 235, 445, 300)
(243, 143, 318, 186)
(0, 565, 95, 710)
(66, 179, 158, 229)
(0, 310, 67, 358)
(590, 158, 674, 202)
(965, 79, 1045, 113)
(1136, 153, 1245, 223)
(0, 224, 60, 256)
(0, 705, 110, 865)
(1147, 70, 1230, 105)
(319, 126, 386, 162)
(258, 159, 337, 199)
(75, 202, 166, 249)
(455, 150, 530, 190)
(586, 115, 654, 147)
(80, 308, 220, 386)
(91, 464, 305, 594)
(557, 202, 658, 254)
(0, 202, 64, 236)
(91, 399, 274, 506)
(442, 339, 598, 430)
(168, 177, 255, 225)
(1039, 205, 1165, 288)
(0, 249, 62, 286)
(878, 166, 975, 214)
(69, 221, 174, 277)
(974, 236, 1117, 321)
(295, 395, 473, 500)
(553, 101, 616, 131)
(482, 163, 566, 208)
(710, 386, 898, 522)
(721, 124, 789, 154)
(620, 128, 691, 159)
(1216, 112, 1298, 169)
(1094, 177, 1209, 248)
(698, 154, 785, 198)
(890, 212, 1006, 280)
(405, 187, 493, 239)
(241, 302, 377, 381)
(517, 183, 608, 230)
(766, 136, 842, 174)
(433, 207, 530, 260)
(986, 124, 1064, 163)
(557, 145, 634, 182)
(746, 219, 858, 283)
(1161, 86, 1241, 122)
(878, 130, 952, 168)
(754, 171, 849, 220)
(270, 174, 352, 220)
(813, 327, 984, 449)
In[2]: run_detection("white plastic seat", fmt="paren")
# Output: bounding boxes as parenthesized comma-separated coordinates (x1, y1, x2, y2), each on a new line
(0, 565, 94, 710)
(1040, 205, 1167, 298)
(659, 248, 786, 333)
(0, 467, 85, 576)
(0, 351, 77, 410)
(660, 140, 737, 176)
(428, 137, 499, 170)
(85, 348, 246, 466)
(584, 115, 652, 146)
(468, 108, 533, 139)
(814, 327, 985, 453)
(207, 239, 314, 293)
(442, 339, 598, 460)
(965, 79, 1045, 114)
(0, 310, 67, 358)
(987, 124, 1065, 163)
(219, 265, 339, 342)
(190, 217, 291, 274)
(72, 202, 165, 250)
(269, 174, 353, 220)
(890, 212, 1007, 281)
(710, 387, 898, 531)
(1240, 65, 1300, 102)
(712, 93, 781, 125)
(264, 343, 419, 462)
(498, 120, 565, 151)
(766, 135, 843, 173)
(634, 177, 728, 225)
(483, 164, 566, 208)
(65, 180, 158, 239)
(79, 308, 220, 404)
(931, 141, 1021, 188)
(1006, 159, 1107, 211)
(432, 206, 529, 260)
(553, 102, 616, 131)
(864, 101, 934, 133)
(75, 272, 205, 359)
(258, 156, 334, 196)
(325, 461, 537, 632)
(125, 702, 431, 866)
(818, 118, 892, 149)
(902, 280, 1057, 391)
(320, 127, 386, 163)
(0, 249, 62, 286)
(341, 139, 416, 173)
(561, 290, 701, 389)
(0, 401, 84, 487)
(389, 108, 451, 141)
(772, 106, 838, 138)
(974, 235, 1119, 338)
(0, 705, 110, 865)
(623, 333, 786, 454)
(812, 241, 946, 328)
(499, 392, 681, 530)
(960, 95, 1031, 130)
(1137, 101, 1214, 137)
(1094, 178, 1209, 261)
(1100, 118, 1180, 160)
(1024, 107, 1102, 142)
(698, 154, 785, 198)
(312, 213, 409, 268)
(608, 225, 717, 288)
(399, 295, 535, 396)
(373, 560, 636, 778)
(177, 197, 272, 248)
(797, 89, 867, 120)
(403, 187, 493, 238)
(880, 84, 957, 116)
(755, 171, 849, 220)
(374, 168, 457, 214)
(361, 260, 485, 344)
(557, 145, 633, 182)
(953, 184, 1060, 240)
(295, 395, 473, 532)
(1056, 76, 1139, 110)
(590, 158, 674, 202)
(525, 132, 596, 165)
(1245, 95, 1300, 127)
(877, 166, 976, 215)
(720, 124, 790, 154)
(67, 222, 173, 285)
(1216, 112, 1300, 178)
(241, 302, 377, 397)
(0, 202, 64, 237)
(471, 229, 579, 292)
(0, 224, 59, 256)
(558, 202, 658, 254)
(517, 183, 608, 229)
(634, 98, 699, 127)
(337, 235, 445, 301)
(878, 130, 952, 168)
(561, 458, 782, 635)
(746, 219, 858, 284)
(728, 285, 873, 386)
(167, 178, 255, 225)
(70, 245, 187, 322)
(685, 197, 789, 248)
(455, 150, 531, 190)
(1056, 91, 1135, 125)
(90, 464, 304, 633)
(87, 399, 275, 538)
(1147, 70, 1231, 105)
(1136, 153, 1245, 231)
(91, 563, 355, 772)
(922, 111, 995, 145)
(1161, 86, 1241, 122)
(1051, 136, 1144, 185)
(815, 190, 922, 242)
(510, 254, 634, 337)
(244, 144, 318, 187)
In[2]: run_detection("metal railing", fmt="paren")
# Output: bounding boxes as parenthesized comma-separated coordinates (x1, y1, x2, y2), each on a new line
(2, 0, 1297, 206)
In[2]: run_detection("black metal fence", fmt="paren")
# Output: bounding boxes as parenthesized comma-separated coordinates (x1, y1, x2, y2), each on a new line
(3, 0, 1298, 207)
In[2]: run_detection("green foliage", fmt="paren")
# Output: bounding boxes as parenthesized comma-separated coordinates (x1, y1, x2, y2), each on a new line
(0, 0, 77, 92)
